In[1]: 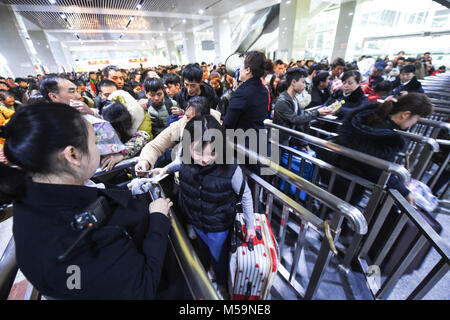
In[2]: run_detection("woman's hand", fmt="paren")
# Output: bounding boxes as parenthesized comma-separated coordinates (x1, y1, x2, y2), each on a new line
(406, 193, 416, 206)
(138, 99, 149, 111)
(135, 160, 151, 176)
(150, 167, 168, 177)
(149, 198, 173, 218)
(245, 227, 256, 243)
(170, 106, 184, 115)
(101, 153, 125, 172)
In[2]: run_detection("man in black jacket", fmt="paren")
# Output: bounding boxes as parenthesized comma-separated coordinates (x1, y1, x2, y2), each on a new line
(174, 64, 219, 115)
(273, 68, 333, 146)
(308, 70, 330, 108)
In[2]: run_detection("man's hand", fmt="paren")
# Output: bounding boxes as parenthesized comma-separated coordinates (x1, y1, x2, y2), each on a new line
(317, 106, 336, 116)
(70, 99, 94, 115)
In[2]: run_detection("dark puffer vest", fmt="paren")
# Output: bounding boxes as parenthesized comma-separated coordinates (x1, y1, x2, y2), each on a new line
(178, 163, 238, 233)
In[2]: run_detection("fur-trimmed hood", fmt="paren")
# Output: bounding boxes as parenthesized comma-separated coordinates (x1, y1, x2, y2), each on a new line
(337, 105, 407, 161)
(108, 90, 145, 136)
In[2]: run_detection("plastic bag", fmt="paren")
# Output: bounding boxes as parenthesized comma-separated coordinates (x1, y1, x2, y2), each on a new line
(406, 178, 439, 213)
(84, 114, 126, 156)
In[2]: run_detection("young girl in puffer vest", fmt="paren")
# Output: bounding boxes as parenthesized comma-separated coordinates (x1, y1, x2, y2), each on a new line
(151, 115, 256, 297)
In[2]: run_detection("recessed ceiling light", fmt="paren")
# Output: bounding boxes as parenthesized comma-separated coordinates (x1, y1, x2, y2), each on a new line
(182, 19, 187, 23)
(49, 0, 57, 4)
(198, 9, 204, 14)
(136, 0, 144, 10)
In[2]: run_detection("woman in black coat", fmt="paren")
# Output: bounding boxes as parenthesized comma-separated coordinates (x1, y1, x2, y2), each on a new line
(324, 93, 433, 205)
(324, 70, 371, 119)
(223, 51, 273, 131)
(0, 102, 186, 300)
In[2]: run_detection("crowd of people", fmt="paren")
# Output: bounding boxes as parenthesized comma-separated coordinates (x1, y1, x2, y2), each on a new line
(0, 49, 445, 299)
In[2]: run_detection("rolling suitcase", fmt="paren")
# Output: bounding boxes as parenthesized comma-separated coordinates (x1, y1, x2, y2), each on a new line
(229, 212, 279, 300)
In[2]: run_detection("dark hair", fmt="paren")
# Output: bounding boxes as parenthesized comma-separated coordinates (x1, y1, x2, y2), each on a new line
(373, 80, 393, 94)
(308, 63, 319, 75)
(286, 67, 308, 86)
(100, 101, 132, 143)
(0, 103, 89, 201)
(39, 75, 63, 102)
(400, 65, 416, 74)
(26, 94, 46, 105)
(0, 91, 14, 100)
(269, 73, 282, 89)
(365, 93, 433, 127)
(275, 60, 284, 66)
(244, 51, 274, 79)
(163, 73, 181, 86)
(97, 80, 118, 93)
(182, 64, 203, 83)
(102, 65, 121, 79)
(397, 57, 406, 62)
(341, 70, 362, 83)
(312, 70, 330, 87)
(186, 96, 210, 117)
(144, 77, 164, 93)
(331, 57, 345, 69)
(183, 114, 225, 161)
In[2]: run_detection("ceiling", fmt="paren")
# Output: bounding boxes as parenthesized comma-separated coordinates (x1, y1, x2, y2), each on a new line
(0, 0, 271, 52)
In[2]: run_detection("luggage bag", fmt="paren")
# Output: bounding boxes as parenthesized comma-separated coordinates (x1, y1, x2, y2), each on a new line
(229, 212, 279, 300)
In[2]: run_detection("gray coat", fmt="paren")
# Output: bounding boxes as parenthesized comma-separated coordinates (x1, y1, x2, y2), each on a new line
(273, 91, 319, 146)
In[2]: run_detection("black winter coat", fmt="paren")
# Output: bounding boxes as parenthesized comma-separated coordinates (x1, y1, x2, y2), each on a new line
(392, 76, 425, 97)
(178, 163, 238, 233)
(223, 77, 269, 131)
(308, 85, 330, 108)
(333, 105, 410, 197)
(324, 86, 370, 119)
(12, 181, 180, 300)
(175, 82, 219, 110)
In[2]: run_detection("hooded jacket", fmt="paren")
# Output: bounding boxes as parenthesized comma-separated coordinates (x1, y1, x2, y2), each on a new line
(332, 105, 410, 197)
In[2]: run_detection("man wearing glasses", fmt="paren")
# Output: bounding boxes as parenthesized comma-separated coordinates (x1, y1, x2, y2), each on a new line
(174, 64, 219, 116)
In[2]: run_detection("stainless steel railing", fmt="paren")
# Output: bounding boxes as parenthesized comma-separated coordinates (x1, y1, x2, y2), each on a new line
(231, 141, 367, 299)
(357, 189, 450, 300)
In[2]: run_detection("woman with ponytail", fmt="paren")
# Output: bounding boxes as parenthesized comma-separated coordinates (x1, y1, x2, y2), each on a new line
(223, 51, 274, 131)
(0, 102, 185, 299)
(332, 92, 433, 204)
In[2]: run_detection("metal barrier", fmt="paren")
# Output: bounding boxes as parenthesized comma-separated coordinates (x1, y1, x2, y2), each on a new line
(232, 142, 367, 299)
(357, 189, 450, 300)
(308, 116, 441, 181)
(264, 120, 410, 269)
(0, 236, 17, 300)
